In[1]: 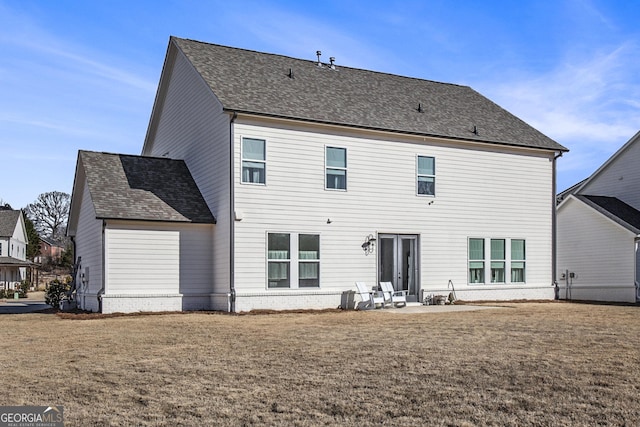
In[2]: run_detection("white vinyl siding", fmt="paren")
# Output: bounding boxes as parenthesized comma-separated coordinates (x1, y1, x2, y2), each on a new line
(142, 49, 229, 298)
(74, 180, 104, 311)
(579, 134, 640, 211)
(104, 222, 214, 296)
(557, 196, 637, 302)
(105, 228, 180, 295)
(233, 118, 554, 302)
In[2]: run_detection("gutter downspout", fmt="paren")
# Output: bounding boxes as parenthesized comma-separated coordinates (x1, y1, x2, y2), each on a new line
(229, 112, 238, 313)
(552, 151, 563, 293)
(635, 237, 640, 303)
(98, 220, 106, 312)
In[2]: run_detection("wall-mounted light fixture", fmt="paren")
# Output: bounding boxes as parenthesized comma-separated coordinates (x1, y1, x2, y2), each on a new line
(361, 234, 376, 255)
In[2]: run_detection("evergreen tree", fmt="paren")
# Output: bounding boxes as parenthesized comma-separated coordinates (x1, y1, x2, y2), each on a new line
(23, 213, 41, 261)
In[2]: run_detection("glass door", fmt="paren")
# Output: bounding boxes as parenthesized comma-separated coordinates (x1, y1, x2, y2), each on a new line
(378, 234, 420, 302)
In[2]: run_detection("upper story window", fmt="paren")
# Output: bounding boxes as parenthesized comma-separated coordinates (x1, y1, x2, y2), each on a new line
(417, 156, 435, 196)
(242, 137, 266, 184)
(0, 242, 3, 256)
(326, 147, 347, 190)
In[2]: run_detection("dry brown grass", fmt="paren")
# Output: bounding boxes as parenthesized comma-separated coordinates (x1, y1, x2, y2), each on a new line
(1, 302, 639, 426)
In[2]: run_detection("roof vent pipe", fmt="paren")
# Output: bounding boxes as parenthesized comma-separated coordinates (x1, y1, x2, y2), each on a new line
(316, 51, 323, 67)
(418, 103, 423, 113)
(288, 68, 294, 79)
(329, 57, 336, 69)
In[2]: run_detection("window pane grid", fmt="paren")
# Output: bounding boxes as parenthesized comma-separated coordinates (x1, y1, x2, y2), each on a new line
(242, 138, 266, 184)
(469, 238, 526, 284)
(417, 156, 436, 196)
(268, 233, 320, 289)
(326, 147, 347, 190)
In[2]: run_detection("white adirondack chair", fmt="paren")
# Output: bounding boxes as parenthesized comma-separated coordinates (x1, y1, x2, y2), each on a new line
(379, 281, 407, 308)
(355, 282, 384, 309)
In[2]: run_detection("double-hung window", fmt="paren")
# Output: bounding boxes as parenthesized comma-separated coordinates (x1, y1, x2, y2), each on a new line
(267, 233, 290, 288)
(468, 238, 485, 283)
(326, 147, 347, 190)
(417, 156, 435, 196)
(267, 233, 320, 288)
(468, 238, 527, 284)
(298, 234, 320, 287)
(491, 239, 506, 283)
(242, 137, 266, 184)
(511, 239, 526, 282)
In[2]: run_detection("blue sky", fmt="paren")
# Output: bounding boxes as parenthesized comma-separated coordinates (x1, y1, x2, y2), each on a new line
(1, 0, 639, 209)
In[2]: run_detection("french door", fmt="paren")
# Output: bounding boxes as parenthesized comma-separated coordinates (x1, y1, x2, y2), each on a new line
(378, 234, 420, 302)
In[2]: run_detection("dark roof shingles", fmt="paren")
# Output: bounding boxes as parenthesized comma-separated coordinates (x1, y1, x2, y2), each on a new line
(579, 195, 640, 231)
(0, 210, 20, 237)
(80, 151, 215, 223)
(174, 37, 567, 152)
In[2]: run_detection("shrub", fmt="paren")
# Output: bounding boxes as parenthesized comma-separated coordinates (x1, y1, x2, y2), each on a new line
(18, 280, 30, 298)
(45, 279, 70, 309)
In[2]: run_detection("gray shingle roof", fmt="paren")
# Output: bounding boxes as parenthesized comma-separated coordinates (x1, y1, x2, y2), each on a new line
(173, 37, 567, 152)
(578, 195, 640, 233)
(0, 210, 20, 237)
(79, 151, 215, 223)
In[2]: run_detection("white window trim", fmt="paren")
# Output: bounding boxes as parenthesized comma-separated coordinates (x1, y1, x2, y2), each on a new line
(325, 146, 347, 191)
(266, 232, 321, 289)
(468, 238, 527, 285)
(416, 155, 436, 197)
(490, 239, 506, 284)
(510, 239, 526, 283)
(468, 237, 485, 284)
(241, 136, 267, 185)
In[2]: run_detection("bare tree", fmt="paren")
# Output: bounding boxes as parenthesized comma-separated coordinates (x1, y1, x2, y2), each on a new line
(25, 191, 70, 239)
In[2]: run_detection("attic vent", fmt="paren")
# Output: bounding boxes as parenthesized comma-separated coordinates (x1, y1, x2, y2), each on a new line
(417, 103, 424, 113)
(288, 68, 295, 79)
(329, 57, 336, 70)
(316, 50, 323, 67)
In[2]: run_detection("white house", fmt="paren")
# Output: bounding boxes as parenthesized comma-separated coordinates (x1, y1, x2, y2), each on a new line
(557, 131, 640, 303)
(68, 37, 568, 313)
(0, 207, 29, 290)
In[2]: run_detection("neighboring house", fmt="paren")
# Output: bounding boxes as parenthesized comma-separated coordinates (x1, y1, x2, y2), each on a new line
(0, 208, 30, 290)
(557, 131, 640, 303)
(34, 236, 65, 265)
(68, 37, 568, 313)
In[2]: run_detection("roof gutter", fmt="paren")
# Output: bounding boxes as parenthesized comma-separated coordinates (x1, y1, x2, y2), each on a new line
(223, 109, 569, 154)
(229, 111, 238, 313)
